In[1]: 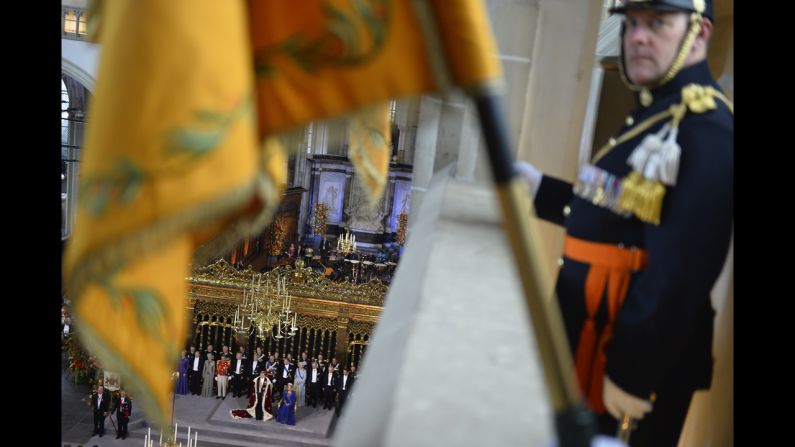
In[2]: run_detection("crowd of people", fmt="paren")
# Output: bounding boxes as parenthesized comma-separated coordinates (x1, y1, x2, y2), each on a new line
(176, 344, 359, 425)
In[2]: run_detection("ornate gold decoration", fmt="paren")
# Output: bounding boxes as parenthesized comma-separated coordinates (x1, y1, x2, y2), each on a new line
(348, 319, 375, 336)
(312, 203, 329, 237)
(193, 300, 237, 320)
(337, 229, 357, 254)
(396, 212, 408, 246)
(296, 314, 339, 333)
(681, 84, 718, 114)
(189, 258, 387, 307)
(190, 259, 258, 287)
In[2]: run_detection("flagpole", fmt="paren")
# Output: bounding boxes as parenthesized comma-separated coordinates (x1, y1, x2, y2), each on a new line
(473, 93, 596, 447)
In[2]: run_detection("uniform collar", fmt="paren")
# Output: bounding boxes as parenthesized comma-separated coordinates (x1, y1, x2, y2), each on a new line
(636, 60, 714, 108)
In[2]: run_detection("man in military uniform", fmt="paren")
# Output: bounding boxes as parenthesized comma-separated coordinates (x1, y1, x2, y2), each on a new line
(515, 1, 732, 446)
(111, 389, 132, 439)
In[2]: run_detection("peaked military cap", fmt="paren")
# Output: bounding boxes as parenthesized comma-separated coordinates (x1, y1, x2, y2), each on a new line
(610, 0, 713, 21)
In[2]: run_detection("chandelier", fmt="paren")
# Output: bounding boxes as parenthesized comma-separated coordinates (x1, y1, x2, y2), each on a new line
(233, 271, 298, 341)
(337, 230, 357, 255)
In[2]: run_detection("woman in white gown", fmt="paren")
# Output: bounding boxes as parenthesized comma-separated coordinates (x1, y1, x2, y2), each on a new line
(294, 364, 307, 407)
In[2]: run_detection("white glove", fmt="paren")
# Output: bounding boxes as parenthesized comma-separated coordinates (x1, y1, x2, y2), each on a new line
(603, 375, 653, 421)
(514, 160, 543, 200)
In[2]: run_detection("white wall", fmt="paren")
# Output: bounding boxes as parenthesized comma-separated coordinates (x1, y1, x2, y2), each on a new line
(62, 38, 100, 92)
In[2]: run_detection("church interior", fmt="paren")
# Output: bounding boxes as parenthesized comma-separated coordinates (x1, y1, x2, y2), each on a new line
(61, 1, 734, 446)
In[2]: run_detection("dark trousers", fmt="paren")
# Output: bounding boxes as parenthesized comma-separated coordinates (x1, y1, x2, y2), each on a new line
(254, 392, 265, 420)
(336, 389, 349, 415)
(93, 410, 105, 434)
(597, 379, 695, 447)
(231, 373, 244, 397)
(308, 382, 320, 407)
(117, 416, 129, 437)
(322, 387, 335, 409)
(189, 370, 202, 395)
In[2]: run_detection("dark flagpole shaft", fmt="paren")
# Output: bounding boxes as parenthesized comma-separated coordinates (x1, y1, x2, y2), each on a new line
(473, 93, 596, 447)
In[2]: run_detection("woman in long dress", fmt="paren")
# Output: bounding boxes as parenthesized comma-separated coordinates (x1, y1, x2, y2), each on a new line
(294, 364, 306, 407)
(175, 350, 190, 395)
(201, 353, 215, 398)
(231, 370, 273, 421)
(276, 383, 296, 425)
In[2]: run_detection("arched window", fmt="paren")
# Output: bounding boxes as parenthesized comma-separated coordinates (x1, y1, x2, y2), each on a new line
(61, 80, 69, 237)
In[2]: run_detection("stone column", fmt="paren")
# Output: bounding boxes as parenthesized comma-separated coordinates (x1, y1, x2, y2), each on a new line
(312, 123, 329, 155)
(453, 98, 483, 183)
(408, 95, 442, 230)
(514, 0, 603, 279)
(395, 98, 420, 165)
(335, 314, 350, 366)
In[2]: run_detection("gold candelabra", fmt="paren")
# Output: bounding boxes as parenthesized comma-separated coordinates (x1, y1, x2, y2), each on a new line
(337, 230, 357, 255)
(234, 272, 298, 342)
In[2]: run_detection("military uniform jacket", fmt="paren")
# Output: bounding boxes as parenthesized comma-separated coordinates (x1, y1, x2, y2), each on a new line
(534, 60, 733, 399)
(113, 397, 132, 421)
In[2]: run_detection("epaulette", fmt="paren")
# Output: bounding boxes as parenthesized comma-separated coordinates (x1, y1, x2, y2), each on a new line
(576, 84, 733, 225)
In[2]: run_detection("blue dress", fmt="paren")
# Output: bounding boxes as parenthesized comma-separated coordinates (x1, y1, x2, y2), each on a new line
(276, 390, 296, 425)
(175, 357, 190, 395)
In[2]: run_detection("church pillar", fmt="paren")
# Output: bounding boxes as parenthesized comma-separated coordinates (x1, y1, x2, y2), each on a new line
(408, 96, 442, 230)
(335, 315, 350, 366)
(514, 0, 603, 280)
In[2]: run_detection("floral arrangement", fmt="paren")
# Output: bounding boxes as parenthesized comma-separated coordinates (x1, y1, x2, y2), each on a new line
(313, 203, 329, 237)
(64, 336, 99, 385)
(269, 215, 287, 256)
(397, 213, 408, 246)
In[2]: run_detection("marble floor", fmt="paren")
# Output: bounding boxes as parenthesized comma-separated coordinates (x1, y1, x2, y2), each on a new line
(62, 375, 337, 447)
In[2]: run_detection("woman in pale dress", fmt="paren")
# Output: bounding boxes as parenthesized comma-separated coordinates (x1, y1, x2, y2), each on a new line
(294, 364, 306, 407)
(201, 353, 216, 397)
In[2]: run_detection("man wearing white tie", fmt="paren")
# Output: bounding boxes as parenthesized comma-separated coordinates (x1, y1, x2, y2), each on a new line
(335, 367, 355, 416)
(90, 386, 110, 437)
(321, 365, 337, 410)
(308, 361, 321, 408)
(231, 352, 246, 398)
(189, 351, 203, 395)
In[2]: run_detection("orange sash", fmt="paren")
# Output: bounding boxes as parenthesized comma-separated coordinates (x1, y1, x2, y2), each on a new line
(563, 236, 647, 414)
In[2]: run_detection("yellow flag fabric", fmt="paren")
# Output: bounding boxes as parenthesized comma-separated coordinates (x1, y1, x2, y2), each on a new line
(63, 0, 285, 426)
(248, 0, 502, 201)
(347, 102, 392, 205)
